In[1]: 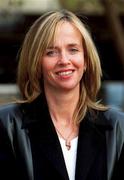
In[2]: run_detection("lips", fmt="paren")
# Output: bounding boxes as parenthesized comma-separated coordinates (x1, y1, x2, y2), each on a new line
(57, 70, 73, 76)
(55, 69, 75, 77)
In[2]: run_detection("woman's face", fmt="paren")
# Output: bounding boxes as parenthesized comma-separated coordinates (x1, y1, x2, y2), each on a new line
(41, 21, 86, 93)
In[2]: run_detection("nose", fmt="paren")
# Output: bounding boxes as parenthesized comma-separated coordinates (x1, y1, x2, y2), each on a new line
(58, 51, 70, 65)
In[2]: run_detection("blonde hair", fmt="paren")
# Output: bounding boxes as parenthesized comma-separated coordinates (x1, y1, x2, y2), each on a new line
(17, 9, 107, 123)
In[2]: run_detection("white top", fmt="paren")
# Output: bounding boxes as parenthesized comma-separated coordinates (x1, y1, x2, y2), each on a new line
(58, 136, 78, 180)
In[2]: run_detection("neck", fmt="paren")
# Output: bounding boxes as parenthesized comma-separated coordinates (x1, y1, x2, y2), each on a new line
(44, 86, 80, 125)
(44, 86, 79, 150)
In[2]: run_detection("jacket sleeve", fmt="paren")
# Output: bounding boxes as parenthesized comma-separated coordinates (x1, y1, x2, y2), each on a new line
(0, 117, 23, 179)
(111, 144, 124, 180)
(112, 109, 124, 180)
(0, 104, 31, 180)
(105, 108, 124, 180)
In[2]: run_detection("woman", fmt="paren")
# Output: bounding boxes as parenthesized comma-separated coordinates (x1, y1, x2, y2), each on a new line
(0, 9, 124, 180)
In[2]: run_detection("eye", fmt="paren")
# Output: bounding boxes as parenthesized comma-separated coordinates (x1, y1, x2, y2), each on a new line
(45, 49, 59, 57)
(69, 48, 79, 54)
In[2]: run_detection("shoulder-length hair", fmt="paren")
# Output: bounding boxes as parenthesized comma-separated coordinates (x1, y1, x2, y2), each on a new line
(17, 9, 107, 124)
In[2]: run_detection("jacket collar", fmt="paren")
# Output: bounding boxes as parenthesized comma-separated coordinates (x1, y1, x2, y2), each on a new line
(21, 94, 69, 179)
(21, 94, 47, 127)
(21, 94, 112, 129)
(21, 94, 112, 180)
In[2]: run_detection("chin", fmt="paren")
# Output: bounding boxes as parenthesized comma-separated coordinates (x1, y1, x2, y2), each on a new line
(59, 84, 79, 91)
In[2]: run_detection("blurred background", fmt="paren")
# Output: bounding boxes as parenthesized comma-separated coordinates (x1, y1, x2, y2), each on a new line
(0, 0, 124, 110)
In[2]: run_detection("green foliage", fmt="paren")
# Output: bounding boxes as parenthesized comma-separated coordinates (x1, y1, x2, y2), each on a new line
(59, 0, 80, 11)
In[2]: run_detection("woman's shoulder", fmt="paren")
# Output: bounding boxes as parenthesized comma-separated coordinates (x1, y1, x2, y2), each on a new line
(0, 103, 22, 125)
(102, 107, 124, 132)
(103, 107, 124, 121)
(0, 102, 21, 115)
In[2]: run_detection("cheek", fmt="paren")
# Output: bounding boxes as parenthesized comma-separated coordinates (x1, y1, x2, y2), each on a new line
(74, 55, 86, 70)
(42, 58, 54, 73)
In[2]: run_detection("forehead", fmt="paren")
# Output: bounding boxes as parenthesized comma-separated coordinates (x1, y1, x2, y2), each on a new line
(43, 19, 83, 51)
(56, 20, 81, 35)
(50, 21, 82, 45)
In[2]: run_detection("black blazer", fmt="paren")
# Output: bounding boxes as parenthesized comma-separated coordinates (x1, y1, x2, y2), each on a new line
(0, 95, 124, 180)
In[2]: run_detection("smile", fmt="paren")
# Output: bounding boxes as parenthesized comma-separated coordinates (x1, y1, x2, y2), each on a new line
(57, 70, 74, 76)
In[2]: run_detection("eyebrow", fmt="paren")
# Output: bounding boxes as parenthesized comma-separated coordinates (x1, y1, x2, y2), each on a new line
(46, 46, 56, 50)
(47, 43, 80, 49)
(68, 43, 79, 46)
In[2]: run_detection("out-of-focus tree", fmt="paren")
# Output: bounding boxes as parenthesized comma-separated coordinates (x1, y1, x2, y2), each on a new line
(101, 0, 124, 78)
(59, 0, 104, 13)
(59, 0, 124, 78)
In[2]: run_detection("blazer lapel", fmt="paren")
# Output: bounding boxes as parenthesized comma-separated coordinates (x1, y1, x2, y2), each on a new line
(22, 95, 69, 180)
(75, 111, 112, 180)
(39, 126, 69, 180)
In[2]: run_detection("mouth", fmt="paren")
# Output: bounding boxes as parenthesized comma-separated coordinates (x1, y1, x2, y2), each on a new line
(57, 70, 74, 76)
(56, 70, 75, 77)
